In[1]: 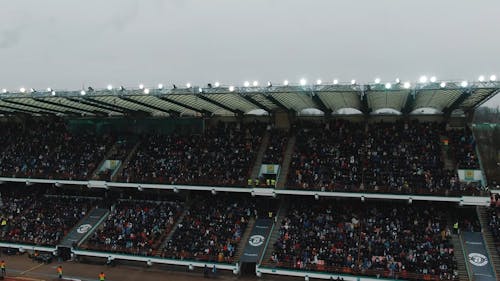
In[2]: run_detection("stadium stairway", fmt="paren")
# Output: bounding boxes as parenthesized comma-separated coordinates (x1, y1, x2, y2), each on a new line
(111, 140, 141, 182)
(91, 142, 119, 180)
(440, 135, 456, 171)
(260, 198, 289, 266)
(249, 130, 271, 180)
(451, 233, 471, 281)
(476, 206, 500, 277)
(276, 135, 296, 189)
(233, 217, 256, 262)
(159, 202, 193, 249)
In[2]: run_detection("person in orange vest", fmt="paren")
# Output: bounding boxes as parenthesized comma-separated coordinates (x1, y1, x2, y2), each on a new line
(57, 265, 63, 279)
(0, 260, 5, 277)
(98, 271, 106, 281)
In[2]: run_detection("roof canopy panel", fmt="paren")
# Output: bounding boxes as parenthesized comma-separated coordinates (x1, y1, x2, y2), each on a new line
(0, 82, 498, 117)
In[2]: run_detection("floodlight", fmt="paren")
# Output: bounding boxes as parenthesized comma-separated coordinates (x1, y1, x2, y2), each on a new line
(333, 79, 338, 85)
(252, 81, 259, 87)
(385, 83, 392, 89)
(51, 90, 56, 96)
(490, 75, 497, 81)
(229, 86, 235, 92)
(80, 90, 86, 96)
(403, 82, 411, 89)
(267, 81, 272, 87)
(300, 79, 307, 86)
(1, 89, 7, 93)
(186, 83, 191, 88)
(478, 75, 485, 82)
(244, 81, 250, 87)
(283, 80, 289, 86)
(47, 88, 52, 92)
(107, 85, 113, 90)
(419, 76, 428, 83)
(395, 78, 400, 84)
(20, 87, 26, 93)
(440, 82, 446, 88)
(316, 79, 322, 85)
(158, 83, 164, 89)
(143, 88, 150, 94)
(430, 76, 437, 83)
(214, 82, 220, 87)
(138, 84, 144, 90)
(374, 78, 381, 84)
(461, 81, 468, 87)
(198, 88, 203, 93)
(350, 79, 356, 85)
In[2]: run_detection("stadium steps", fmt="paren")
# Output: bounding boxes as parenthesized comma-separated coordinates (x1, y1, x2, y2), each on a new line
(440, 135, 456, 171)
(476, 206, 500, 277)
(260, 198, 289, 266)
(233, 217, 256, 262)
(451, 234, 471, 281)
(276, 135, 296, 189)
(447, 213, 470, 281)
(60, 207, 110, 248)
(249, 130, 271, 180)
(90, 142, 119, 180)
(111, 140, 141, 182)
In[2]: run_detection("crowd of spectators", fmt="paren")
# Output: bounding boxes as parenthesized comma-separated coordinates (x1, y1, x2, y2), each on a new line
(262, 129, 289, 165)
(448, 127, 480, 169)
(120, 122, 264, 186)
(1, 192, 94, 246)
(161, 196, 258, 262)
(288, 120, 364, 191)
(0, 118, 114, 180)
(270, 200, 457, 280)
(288, 120, 478, 195)
(85, 199, 183, 256)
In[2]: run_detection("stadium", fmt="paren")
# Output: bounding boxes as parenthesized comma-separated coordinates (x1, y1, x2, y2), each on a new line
(2, 1, 500, 281)
(0, 78, 499, 281)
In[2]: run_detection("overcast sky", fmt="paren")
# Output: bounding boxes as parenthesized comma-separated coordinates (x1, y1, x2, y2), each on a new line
(1, 0, 499, 106)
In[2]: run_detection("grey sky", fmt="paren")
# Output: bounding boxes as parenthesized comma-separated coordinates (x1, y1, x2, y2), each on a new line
(1, 0, 499, 106)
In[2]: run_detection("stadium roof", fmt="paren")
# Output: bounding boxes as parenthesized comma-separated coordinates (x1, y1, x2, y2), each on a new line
(0, 81, 498, 117)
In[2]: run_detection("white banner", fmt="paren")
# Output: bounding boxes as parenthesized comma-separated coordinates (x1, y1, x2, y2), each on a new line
(457, 169, 483, 182)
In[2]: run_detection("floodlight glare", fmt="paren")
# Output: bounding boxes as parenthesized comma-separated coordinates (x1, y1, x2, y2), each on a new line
(51, 90, 56, 96)
(2, 89, 7, 93)
(350, 79, 356, 85)
(80, 90, 86, 95)
(333, 79, 339, 85)
(490, 75, 497, 81)
(430, 76, 437, 83)
(374, 78, 381, 84)
(107, 85, 113, 90)
(395, 78, 401, 84)
(316, 79, 322, 85)
(214, 82, 220, 88)
(267, 81, 272, 87)
(461, 81, 468, 87)
(229, 85, 235, 92)
(403, 82, 411, 89)
(186, 83, 192, 88)
(478, 75, 485, 82)
(244, 81, 250, 87)
(20, 87, 26, 93)
(139, 84, 144, 90)
(419, 76, 428, 83)
(46, 88, 52, 92)
(143, 88, 150, 94)
(158, 83, 164, 89)
(300, 79, 307, 86)
(252, 81, 259, 87)
(283, 80, 289, 86)
(440, 82, 447, 88)
(385, 83, 392, 89)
